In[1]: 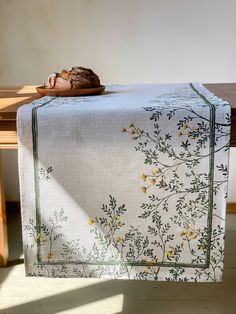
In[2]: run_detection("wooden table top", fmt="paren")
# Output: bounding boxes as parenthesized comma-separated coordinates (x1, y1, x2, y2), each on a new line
(0, 84, 235, 148)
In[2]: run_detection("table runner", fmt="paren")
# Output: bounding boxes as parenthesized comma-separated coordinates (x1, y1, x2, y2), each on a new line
(17, 83, 230, 281)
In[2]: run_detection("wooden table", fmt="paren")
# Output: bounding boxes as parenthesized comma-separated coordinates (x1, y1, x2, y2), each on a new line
(0, 84, 235, 267)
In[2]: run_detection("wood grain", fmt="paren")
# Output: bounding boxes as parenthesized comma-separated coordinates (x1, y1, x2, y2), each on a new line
(227, 203, 236, 214)
(0, 86, 40, 148)
(204, 83, 236, 147)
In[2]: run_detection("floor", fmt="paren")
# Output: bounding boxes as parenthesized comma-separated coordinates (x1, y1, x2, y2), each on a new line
(0, 210, 236, 314)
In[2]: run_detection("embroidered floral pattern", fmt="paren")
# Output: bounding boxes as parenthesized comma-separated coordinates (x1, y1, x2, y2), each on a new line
(23, 83, 230, 281)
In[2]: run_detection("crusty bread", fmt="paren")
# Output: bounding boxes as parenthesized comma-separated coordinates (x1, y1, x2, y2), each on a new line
(44, 67, 100, 89)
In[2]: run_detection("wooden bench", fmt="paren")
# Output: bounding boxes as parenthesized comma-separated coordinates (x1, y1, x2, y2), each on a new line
(0, 84, 235, 267)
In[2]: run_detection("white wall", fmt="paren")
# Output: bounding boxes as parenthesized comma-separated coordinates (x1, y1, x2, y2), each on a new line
(0, 0, 236, 201)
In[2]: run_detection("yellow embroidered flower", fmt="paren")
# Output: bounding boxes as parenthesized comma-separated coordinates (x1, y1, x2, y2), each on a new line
(116, 236, 124, 243)
(150, 178, 156, 186)
(36, 233, 47, 242)
(112, 215, 120, 221)
(121, 127, 127, 133)
(181, 228, 196, 239)
(167, 250, 173, 257)
(130, 128, 136, 135)
(141, 186, 147, 193)
(143, 269, 147, 273)
(88, 218, 93, 225)
(36, 233, 42, 240)
(183, 123, 188, 129)
(180, 229, 188, 237)
(187, 130, 192, 137)
(188, 230, 196, 239)
(131, 135, 138, 140)
(152, 169, 161, 175)
(193, 127, 199, 131)
(31, 242, 36, 248)
(140, 174, 147, 182)
(178, 131, 183, 137)
(128, 122, 135, 128)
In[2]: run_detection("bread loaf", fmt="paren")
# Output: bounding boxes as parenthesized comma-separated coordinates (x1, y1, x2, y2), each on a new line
(44, 67, 100, 89)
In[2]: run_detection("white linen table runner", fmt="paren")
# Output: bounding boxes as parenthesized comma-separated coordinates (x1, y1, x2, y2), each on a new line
(17, 83, 230, 281)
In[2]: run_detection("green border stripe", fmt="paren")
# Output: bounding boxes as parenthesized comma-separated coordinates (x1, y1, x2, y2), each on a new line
(190, 83, 216, 268)
(32, 97, 56, 263)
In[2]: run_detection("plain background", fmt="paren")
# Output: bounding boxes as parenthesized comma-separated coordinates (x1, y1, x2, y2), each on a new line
(0, 0, 236, 201)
